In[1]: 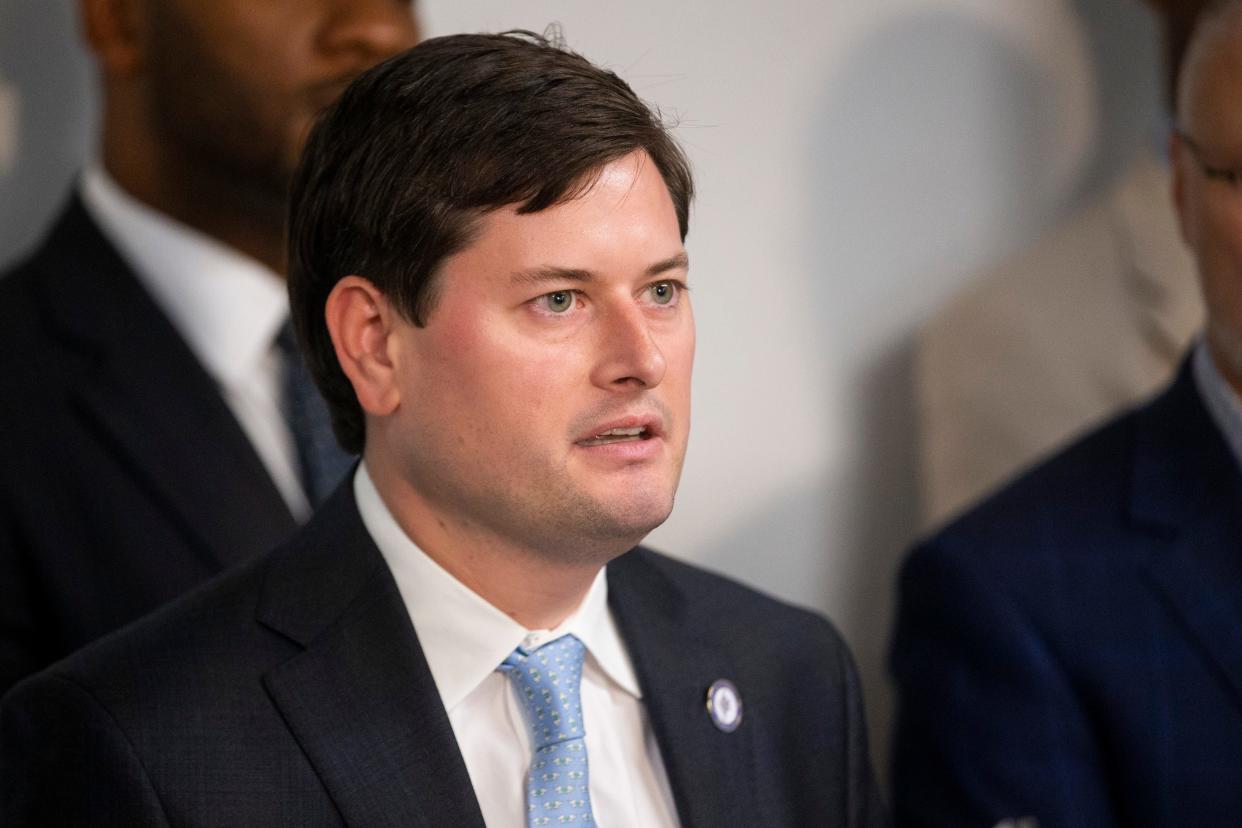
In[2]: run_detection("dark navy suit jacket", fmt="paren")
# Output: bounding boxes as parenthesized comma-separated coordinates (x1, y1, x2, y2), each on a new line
(1, 482, 885, 827)
(890, 361, 1242, 826)
(0, 198, 298, 693)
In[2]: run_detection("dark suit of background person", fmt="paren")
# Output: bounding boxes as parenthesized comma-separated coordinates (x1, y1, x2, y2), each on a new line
(889, 3, 1242, 825)
(0, 2, 420, 692)
(0, 200, 299, 692)
(2, 33, 886, 827)
(891, 358, 1242, 827)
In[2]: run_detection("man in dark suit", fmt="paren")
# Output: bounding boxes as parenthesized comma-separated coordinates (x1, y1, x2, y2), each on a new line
(0, 1, 420, 691)
(890, 1, 1242, 824)
(1, 33, 885, 826)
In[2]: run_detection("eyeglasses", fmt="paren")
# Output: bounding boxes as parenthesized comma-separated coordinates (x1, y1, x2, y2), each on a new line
(1176, 128, 1242, 188)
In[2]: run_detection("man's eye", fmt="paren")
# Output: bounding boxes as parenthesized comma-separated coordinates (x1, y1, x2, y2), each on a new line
(542, 291, 575, 313)
(650, 281, 677, 305)
(1207, 166, 1242, 186)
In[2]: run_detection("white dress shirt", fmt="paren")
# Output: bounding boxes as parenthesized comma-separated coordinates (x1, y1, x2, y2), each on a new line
(79, 164, 310, 521)
(354, 464, 682, 828)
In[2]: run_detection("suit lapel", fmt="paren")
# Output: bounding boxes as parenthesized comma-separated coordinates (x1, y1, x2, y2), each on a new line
(259, 488, 486, 828)
(1134, 363, 1242, 715)
(608, 550, 758, 828)
(37, 198, 296, 569)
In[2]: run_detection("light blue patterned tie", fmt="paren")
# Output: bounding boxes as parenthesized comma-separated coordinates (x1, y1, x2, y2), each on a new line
(498, 634, 596, 826)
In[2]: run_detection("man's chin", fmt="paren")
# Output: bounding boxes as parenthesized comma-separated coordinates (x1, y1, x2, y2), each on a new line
(577, 493, 674, 545)
(517, 475, 678, 560)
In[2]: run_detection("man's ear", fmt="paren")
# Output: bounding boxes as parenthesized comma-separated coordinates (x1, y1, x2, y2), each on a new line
(79, 0, 147, 76)
(326, 276, 402, 418)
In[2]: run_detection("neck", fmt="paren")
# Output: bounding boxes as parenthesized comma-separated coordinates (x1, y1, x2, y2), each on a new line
(100, 106, 288, 275)
(422, 539, 600, 632)
(366, 457, 618, 631)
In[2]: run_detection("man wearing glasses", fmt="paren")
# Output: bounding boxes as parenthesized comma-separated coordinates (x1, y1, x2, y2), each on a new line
(891, 1, 1242, 824)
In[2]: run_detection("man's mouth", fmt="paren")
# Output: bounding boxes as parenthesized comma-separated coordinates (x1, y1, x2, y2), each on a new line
(577, 427, 651, 447)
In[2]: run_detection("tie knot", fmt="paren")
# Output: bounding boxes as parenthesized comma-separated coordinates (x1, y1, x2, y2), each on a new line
(504, 633, 585, 669)
(500, 634, 587, 751)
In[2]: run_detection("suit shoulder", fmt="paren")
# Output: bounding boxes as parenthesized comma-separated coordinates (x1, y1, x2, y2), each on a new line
(1, 662, 174, 821)
(620, 549, 866, 760)
(622, 547, 849, 653)
(0, 239, 88, 400)
(13, 490, 379, 710)
(904, 404, 1144, 609)
(931, 404, 1136, 548)
(0, 254, 51, 343)
(17, 551, 279, 704)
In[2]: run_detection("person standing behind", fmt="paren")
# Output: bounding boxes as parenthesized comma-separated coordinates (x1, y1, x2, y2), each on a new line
(0, 1, 420, 693)
(892, 2, 1242, 824)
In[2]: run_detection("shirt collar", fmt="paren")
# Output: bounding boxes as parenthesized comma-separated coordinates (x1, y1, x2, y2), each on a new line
(352, 463, 643, 711)
(1193, 339, 1242, 475)
(78, 163, 288, 387)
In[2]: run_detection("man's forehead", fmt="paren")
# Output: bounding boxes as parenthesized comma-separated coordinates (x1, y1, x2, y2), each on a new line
(1180, 8, 1242, 125)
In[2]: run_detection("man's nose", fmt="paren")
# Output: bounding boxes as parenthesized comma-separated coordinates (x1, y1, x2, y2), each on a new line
(319, 0, 421, 62)
(590, 304, 667, 391)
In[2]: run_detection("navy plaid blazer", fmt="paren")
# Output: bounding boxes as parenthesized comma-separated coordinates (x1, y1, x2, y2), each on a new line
(890, 359, 1242, 826)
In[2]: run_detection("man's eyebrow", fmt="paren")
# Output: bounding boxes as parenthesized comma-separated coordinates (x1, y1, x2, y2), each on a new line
(510, 253, 689, 286)
(510, 266, 595, 286)
(646, 252, 690, 277)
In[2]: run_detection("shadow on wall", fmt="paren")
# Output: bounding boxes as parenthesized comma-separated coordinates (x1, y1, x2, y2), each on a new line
(1073, 0, 1163, 202)
(698, 0, 1160, 782)
(0, 0, 97, 270)
(815, 9, 1073, 783)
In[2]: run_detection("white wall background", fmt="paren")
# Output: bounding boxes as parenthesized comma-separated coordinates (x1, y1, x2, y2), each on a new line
(1, 0, 1163, 779)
